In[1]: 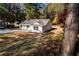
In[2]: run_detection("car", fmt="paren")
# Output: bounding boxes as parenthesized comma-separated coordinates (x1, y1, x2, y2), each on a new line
(0, 25, 6, 29)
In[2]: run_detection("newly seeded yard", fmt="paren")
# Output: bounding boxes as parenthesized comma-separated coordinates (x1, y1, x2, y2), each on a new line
(0, 29, 63, 56)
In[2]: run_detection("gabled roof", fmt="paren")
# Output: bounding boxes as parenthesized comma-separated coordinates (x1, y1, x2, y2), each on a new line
(20, 19, 50, 26)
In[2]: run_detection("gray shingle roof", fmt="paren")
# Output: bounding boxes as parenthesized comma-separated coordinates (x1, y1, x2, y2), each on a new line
(20, 19, 50, 26)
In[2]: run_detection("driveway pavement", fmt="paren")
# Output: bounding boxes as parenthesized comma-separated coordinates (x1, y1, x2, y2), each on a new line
(0, 29, 27, 34)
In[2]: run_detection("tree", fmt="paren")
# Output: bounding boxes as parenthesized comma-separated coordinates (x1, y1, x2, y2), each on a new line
(44, 3, 65, 19)
(24, 4, 35, 19)
(61, 4, 79, 56)
(0, 3, 26, 27)
(32, 3, 45, 19)
(0, 4, 8, 25)
(24, 3, 45, 19)
(15, 3, 26, 23)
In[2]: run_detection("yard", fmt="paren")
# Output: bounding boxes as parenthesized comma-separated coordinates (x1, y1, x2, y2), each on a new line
(0, 25, 64, 56)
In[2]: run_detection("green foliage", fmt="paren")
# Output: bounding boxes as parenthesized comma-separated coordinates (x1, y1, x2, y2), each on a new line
(0, 4, 7, 20)
(24, 3, 45, 19)
(0, 35, 10, 39)
(54, 32, 64, 40)
(0, 4, 8, 12)
(0, 3, 67, 27)
(0, 3, 26, 27)
(44, 3, 65, 19)
(24, 4, 35, 19)
(52, 14, 59, 24)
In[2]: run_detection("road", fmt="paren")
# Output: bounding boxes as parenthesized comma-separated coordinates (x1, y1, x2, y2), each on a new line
(0, 29, 27, 34)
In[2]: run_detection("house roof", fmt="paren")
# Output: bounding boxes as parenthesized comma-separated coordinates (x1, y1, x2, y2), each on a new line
(20, 19, 50, 26)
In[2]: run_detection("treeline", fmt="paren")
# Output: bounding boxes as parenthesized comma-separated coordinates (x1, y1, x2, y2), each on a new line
(0, 3, 67, 27)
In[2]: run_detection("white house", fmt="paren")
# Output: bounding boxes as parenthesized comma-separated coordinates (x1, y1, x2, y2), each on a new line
(19, 19, 52, 33)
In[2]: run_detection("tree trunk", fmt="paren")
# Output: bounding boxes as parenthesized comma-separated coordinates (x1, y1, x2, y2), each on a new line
(61, 4, 79, 56)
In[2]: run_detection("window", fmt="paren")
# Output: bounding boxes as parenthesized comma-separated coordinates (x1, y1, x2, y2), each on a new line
(27, 25, 29, 28)
(21, 25, 22, 27)
(34, 26, 38, 30)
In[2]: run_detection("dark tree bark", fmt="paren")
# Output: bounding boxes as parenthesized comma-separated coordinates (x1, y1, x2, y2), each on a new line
(61, 4, 79, 56)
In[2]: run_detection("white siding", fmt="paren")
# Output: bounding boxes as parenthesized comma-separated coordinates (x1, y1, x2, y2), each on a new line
(20, 25, 43, 33)
(20, 25, 27, 30)
(28, 26, 33, 32)
(32, 26, 43, 33)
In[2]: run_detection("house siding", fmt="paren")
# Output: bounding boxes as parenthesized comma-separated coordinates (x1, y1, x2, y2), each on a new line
(20, 24, 27, 30)
(32, 26, 43, 33)
(43, 20, 52, 32)
(20, 24, 43, 33)
(19, 19, 52, 33)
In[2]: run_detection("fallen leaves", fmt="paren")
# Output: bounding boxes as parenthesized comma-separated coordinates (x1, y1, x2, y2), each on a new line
(0, 31, 63, 56)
